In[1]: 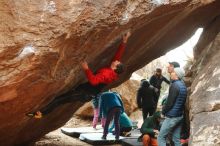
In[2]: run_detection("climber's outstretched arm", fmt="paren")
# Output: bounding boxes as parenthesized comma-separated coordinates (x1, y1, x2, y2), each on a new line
(111, 31, 131, 62)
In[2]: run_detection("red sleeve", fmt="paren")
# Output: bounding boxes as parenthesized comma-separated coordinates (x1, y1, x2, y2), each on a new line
(84, 69, 106, 86)
(111, 42, 126, 62)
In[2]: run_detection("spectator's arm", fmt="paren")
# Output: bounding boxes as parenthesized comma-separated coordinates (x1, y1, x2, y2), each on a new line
(149, 75, 155, 86)
(163, 76, 170, 85)
(162, 83, 179, 114)
(153, 88, 159, 104)
(136, 88, 142, 108)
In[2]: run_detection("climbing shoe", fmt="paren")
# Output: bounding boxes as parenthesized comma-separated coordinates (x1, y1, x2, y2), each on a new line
(26, 111, 43, 119)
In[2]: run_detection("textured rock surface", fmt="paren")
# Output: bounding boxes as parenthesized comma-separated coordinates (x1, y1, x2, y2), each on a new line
(0, 0, 220, 145)
(189, 16, 220, 146)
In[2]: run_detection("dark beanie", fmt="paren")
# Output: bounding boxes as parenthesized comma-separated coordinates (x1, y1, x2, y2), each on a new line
(169, 62, 180, 68)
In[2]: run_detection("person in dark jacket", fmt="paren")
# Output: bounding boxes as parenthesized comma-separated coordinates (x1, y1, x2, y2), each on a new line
(158, 67, 187, 146)
(26, 32, 131, 119)
(99, 91, 124, 140)
(149, 68, 170, 109)
(137, 80, 158, 121)
(139, 111, 161, 146)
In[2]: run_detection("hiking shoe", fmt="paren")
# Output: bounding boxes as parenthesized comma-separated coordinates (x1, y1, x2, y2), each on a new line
(26, 111, 42, 119)
(137, 136, 142, 142)
(123, 131, 131, 137)
(93, 126, 97, 130)
(115, 137, 119, 140)
(101, 135, 106, 140)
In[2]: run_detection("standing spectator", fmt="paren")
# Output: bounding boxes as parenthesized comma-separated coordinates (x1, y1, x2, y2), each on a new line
(157, 68, 187, 146)
(137, 80, 158, 121)
(99, 91, 124, 140)
(167, 62, 180, 74)
(149, 68, 170, 109)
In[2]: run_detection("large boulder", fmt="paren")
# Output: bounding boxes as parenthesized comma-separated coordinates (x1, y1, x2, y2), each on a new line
(189, 16, 220, 146)
(0, 0, 220, 145)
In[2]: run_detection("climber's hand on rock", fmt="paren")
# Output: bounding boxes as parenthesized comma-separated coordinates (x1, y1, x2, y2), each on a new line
(123, 31, 131, 43)
(81, 61, 89, 70)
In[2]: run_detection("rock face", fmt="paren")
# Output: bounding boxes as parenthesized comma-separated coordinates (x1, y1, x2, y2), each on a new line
(0, 0, 220, 145)
(189, 16, 220, 146)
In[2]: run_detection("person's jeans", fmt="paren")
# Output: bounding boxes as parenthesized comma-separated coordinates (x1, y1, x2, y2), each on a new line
(103, 107, 121, 139)
(92, 108, 99, 128)
(158, 116, 183, 146)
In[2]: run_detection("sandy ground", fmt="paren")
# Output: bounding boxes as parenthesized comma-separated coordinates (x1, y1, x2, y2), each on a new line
(34, 110, 143, 146)
(34, 116, 93, 146)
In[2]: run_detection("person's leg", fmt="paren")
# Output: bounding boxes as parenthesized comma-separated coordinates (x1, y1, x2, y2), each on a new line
(102, 108, 116, 139)
(154, 91, 160, 112)
(157, 118, 174, 146)
(151, 138, 158, 146)
(92, 108, 99, 128)
(40, 83, 98, 115)
(40, 89, 90, 115)
(149, 107, 155, 116)
(101, 117, 106, 128)
(142, 107, 148, 121)
(26, 82, 102, 118)
(113, 107, 121, 140)
(142, 134, 151, 146)
(172, 121, 182, 146)
(157, 116, 183, 146)
(181, 110, 189, 140)
(76, 82, 105, 97)
(40, 94, 73, 115)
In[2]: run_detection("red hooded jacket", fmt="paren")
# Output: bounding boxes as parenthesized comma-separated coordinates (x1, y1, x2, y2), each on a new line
(84, 42, 126, 86)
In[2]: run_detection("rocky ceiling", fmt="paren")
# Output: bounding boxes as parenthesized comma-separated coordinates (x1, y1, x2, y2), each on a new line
(0, 0, 220, 145)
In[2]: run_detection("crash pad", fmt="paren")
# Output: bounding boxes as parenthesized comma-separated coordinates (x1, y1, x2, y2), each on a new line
(79, 133, 122, 145)
(61, 125, 103, 137)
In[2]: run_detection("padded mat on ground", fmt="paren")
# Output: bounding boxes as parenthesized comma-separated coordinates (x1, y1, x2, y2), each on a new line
(61, 125, 103, 137)
(128, 129, 141, 138)
(79, 133, 123, 145)
(121, 138, 143, 146)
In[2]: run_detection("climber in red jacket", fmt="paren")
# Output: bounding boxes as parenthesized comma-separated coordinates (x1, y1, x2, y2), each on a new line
(26, 31, 131, 119)
(81, 32, 130, 86)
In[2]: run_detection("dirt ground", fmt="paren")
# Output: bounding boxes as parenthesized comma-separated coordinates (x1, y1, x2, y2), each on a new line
(34, 110, 142, 146)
